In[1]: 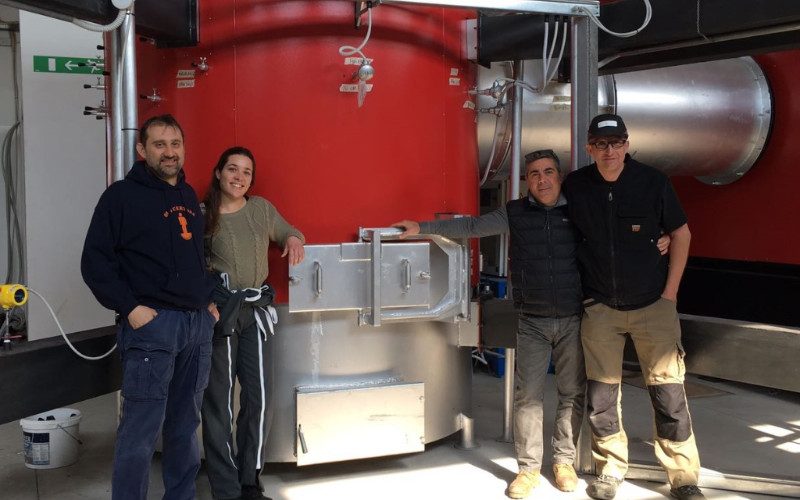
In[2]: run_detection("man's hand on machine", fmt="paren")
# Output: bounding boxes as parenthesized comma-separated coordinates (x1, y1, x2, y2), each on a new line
(392, 220, 420, 239)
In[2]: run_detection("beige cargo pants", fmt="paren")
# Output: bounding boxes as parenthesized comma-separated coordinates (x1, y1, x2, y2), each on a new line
(581, 297, 700, 488)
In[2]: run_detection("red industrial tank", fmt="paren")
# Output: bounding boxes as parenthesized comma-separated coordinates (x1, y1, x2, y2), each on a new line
(136, 1, 479, 301)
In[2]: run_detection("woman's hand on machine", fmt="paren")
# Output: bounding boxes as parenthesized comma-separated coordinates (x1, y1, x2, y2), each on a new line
(283, 236, 305, 266)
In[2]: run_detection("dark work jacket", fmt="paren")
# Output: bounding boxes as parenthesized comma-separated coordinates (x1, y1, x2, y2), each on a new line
(81, 161, 217, 317)
(507, 197, 582, 318)
(562, 155, 687, 310)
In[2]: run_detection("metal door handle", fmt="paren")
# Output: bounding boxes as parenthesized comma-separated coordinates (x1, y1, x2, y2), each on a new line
(402, 259, 411, 292)
(298, 424, 308, 454)
(313, 261, 322, 296)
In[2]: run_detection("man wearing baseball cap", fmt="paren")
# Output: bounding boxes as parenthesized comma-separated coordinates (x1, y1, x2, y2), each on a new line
(394, 148, 670, 499)
(562, 114, 703, 500)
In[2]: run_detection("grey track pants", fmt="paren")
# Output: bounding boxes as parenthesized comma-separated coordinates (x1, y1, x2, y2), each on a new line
(514, 313, 586, 472)
(202, 319, 275, 500)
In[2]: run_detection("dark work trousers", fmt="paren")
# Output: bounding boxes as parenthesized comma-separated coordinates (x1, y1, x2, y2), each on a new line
(112, 308, 214, 500)
(514, 313, 586, 472)
(202, 314, 275, 500)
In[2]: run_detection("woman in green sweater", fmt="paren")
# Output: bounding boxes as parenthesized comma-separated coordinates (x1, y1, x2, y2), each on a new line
(201, 146, 304, 500)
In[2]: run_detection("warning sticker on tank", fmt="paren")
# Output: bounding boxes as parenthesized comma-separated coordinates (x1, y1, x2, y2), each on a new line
(176, 69, 195, 79)
(344, 57, 373, 65)
(339, 83, 373, 93)
(177, 79, 195, 89)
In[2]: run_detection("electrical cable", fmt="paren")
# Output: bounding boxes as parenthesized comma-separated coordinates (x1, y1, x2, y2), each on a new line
(544, 18, 560, 87)
(576, 0, 652, 38)
(494, 77, 538, 95)
(479, 112, 503, 186)
(27, 288, 117, 361)
(542, 19, 549, 90)
(338, 6, 373, 62)
(1, 122, 23, 285)
(476, 69, 541, 185)
(546, 20, 568, 84)
(73, 8, 127, 33)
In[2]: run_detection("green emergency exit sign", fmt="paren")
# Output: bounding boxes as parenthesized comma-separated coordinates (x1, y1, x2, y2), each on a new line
(33, 55, 104, 75)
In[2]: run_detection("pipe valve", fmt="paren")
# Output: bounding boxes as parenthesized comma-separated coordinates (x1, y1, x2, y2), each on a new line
(139, 88, 162, 103)
(192, 57, 209, 72)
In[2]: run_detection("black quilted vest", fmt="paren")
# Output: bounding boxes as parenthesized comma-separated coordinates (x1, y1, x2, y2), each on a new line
(506, 197, 582, 317)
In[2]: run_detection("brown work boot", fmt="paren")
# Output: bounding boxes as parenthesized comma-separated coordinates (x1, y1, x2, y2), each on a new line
(553, 463, 578, 492)
(506, 470, 540, 499)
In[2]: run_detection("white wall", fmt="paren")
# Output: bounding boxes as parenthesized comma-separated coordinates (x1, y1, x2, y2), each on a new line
(19, 11, 114, 340)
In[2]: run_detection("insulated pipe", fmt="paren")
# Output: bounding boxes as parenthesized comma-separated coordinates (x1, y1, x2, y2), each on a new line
(120, 6, 137, 172)
(105, 30, 124, 184)
(500, 59, 524, 444)
(477, 57, 771, 185)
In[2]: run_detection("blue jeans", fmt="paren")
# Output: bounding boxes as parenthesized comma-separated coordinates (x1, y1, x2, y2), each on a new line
(112, 308, 214, 500)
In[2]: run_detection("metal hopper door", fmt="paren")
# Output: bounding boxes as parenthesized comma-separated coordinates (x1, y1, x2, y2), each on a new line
(289, 227, 470, 326)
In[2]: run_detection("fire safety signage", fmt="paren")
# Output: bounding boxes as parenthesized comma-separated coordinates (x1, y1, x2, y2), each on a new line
(33, 55, 104, 75)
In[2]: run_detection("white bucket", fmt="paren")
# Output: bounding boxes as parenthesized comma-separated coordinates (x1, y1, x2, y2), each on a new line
(19, 408, 82, 469)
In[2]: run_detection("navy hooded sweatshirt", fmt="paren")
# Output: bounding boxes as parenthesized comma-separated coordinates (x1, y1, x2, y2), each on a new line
(81, 161, 216, 318)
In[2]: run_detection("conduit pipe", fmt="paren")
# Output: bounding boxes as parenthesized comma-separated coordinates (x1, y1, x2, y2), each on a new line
(104, 31, 124, 184)
(119, 5, 138, 173)
(500, 59, 524, 444)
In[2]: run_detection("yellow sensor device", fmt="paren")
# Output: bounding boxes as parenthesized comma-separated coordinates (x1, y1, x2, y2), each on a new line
(0, 284, 28, 309)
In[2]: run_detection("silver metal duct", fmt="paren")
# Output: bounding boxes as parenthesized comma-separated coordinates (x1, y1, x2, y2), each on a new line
(477, 57, 772, 185)
(120, 6, 137, 172)
(104, 30, 124, 184)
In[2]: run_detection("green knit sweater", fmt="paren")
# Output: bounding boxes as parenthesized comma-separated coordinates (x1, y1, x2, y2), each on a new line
(207, 196, 304, 289)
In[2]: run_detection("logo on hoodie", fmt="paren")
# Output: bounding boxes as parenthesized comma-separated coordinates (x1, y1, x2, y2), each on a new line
(177, 212, 192, 240)
(163, 205, 195, 241)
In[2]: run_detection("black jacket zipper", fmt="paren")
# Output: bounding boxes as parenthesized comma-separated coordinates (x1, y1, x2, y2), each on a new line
(608, 186, 618, 307)
(545, 209, 557, 316)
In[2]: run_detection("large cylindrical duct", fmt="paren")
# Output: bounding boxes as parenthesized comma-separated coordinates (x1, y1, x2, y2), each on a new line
(477, 57, 772, 185)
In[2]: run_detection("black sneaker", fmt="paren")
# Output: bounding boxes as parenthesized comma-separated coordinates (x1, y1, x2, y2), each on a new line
(240, 484, 272, 500)
(671, 485, 706, 500)
(586, 474, 623, 500)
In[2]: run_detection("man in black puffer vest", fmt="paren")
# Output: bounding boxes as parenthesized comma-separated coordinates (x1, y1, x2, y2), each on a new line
(394, 150, 586, 498)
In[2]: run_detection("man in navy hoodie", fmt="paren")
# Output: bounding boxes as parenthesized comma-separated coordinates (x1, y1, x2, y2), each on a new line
(82, 114, 218, 500)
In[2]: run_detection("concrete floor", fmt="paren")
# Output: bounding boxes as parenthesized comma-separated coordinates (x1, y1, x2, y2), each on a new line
(1, 370, 798, 499)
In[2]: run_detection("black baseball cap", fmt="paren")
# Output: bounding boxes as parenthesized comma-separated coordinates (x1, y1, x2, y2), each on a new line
(588, 113, 628, 138)
(524, 149, 560, 166)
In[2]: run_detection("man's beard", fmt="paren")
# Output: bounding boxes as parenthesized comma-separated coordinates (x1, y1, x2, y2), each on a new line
(148, 158, 182, 180)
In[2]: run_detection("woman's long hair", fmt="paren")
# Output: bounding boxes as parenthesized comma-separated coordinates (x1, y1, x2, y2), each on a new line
(204, 146, 257, 236)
